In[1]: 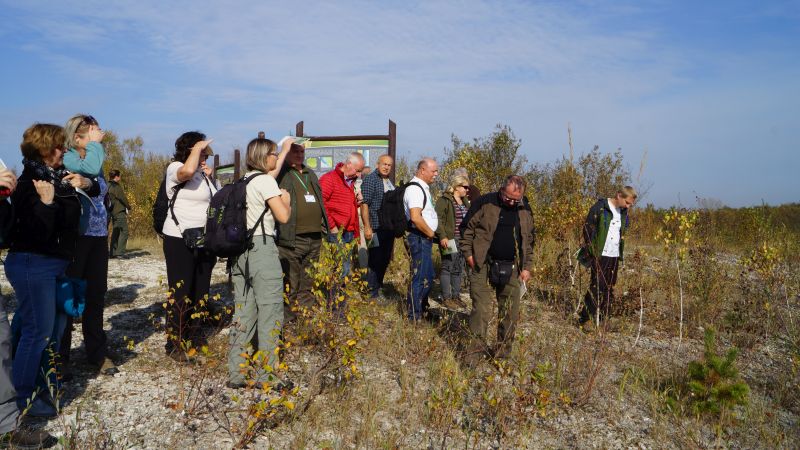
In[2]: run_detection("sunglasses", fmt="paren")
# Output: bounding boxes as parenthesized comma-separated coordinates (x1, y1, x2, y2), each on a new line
(76, 115, 98, 131)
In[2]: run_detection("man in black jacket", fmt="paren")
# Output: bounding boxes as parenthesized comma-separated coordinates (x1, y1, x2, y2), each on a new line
(107, 169, 131, 258)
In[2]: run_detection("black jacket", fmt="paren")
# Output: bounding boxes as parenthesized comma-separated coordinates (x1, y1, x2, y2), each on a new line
(8, 166, 99, 260)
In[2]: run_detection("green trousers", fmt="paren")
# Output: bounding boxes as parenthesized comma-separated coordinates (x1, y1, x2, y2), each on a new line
(110, 214, 128, 256)
(467, 262, 521, 355)
(228, 236, 284, 385)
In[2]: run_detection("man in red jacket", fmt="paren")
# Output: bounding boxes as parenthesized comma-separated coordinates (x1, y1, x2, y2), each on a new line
(319, 152, 365, 281)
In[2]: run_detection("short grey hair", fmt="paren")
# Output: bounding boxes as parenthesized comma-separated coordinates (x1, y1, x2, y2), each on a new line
(346, 152, 365, 166)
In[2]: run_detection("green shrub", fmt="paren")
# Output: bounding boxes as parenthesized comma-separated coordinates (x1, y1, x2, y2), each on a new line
(685, 328, 750, 416)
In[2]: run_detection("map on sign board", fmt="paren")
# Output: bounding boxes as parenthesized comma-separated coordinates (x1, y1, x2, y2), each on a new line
(303, 139, 387, 179)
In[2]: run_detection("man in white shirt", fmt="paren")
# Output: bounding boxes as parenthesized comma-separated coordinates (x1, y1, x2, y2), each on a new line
(579, 186, 638, 326)
(403, 158, 439, 320)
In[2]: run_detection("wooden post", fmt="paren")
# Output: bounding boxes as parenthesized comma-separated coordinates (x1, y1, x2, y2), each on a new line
(213, 154, 220, 178)
(295, 121, 304, 137)
(234, 149, 240, 180)
(258, 131, 265, 139)
(388, 119, 397, 184)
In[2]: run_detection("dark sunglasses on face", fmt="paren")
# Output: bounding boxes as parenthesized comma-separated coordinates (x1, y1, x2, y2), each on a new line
(78, 115, 98, 129)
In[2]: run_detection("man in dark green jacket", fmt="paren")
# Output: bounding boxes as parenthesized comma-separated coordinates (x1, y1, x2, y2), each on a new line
(579, 186, 637, 326)
(107, 169, 131, 258)
(275, 144, 330, 321)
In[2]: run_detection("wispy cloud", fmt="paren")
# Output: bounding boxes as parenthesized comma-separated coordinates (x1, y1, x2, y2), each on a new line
(1, 0, 798, 206)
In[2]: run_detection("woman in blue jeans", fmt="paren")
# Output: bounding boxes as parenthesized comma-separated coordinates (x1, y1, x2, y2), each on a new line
(5, 124, 96, 418)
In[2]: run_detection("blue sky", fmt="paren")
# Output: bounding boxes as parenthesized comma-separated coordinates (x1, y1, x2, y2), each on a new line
(1, 0, 797, 207)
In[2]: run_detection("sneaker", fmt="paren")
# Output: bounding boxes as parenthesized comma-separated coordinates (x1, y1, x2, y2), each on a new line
(225, 381, 246, 390)
(8, 425, 58, 448)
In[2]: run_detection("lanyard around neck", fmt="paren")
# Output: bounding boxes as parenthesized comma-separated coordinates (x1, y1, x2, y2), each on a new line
(291, 170, 310, 194)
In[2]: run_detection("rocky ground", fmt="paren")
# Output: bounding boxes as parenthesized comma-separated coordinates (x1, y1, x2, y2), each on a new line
(0, 250, 796, 449)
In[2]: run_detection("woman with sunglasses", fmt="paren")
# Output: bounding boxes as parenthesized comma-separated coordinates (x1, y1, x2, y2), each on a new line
(434, 174, 471, 310)
(227, 137, 291, 389)
(5, 123, 96, 418)
(59, 114, 120, 378)
(161, 131, 218, 361)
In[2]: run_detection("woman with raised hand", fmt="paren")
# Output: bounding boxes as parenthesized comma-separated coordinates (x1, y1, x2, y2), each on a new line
(435, 174, 471, 310)
(161, 131, 218, 362)
(5, 123, 96, 419)
(227, 137, 291, 389)
(59, 114, 119, 378)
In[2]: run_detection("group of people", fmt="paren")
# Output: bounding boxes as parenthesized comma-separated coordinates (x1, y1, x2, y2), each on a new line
(0, 116, 131, 447)
(0, 121, 637, 447)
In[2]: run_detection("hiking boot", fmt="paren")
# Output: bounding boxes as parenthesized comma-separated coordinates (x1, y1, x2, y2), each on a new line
(7, 424, 58, 449)
(97, 357, 119, 376)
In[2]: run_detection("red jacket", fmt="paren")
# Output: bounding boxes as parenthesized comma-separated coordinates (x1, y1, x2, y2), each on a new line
(319, 163, 360, 236)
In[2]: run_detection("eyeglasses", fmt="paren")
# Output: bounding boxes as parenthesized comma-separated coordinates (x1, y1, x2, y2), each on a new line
(460, 185, 470, 189)
(500, 191, 520, 205)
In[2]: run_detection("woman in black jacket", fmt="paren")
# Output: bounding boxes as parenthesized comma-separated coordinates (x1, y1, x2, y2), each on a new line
(5, 123, 95, 419)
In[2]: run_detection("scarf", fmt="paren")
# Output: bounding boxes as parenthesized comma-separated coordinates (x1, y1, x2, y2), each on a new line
(22, 158, 73, 188)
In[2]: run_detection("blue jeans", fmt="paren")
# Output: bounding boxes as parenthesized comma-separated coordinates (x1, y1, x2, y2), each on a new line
(440, 237, 464, 299)
(326, 230, 355, 279)
(406, 232, 434, 320)
(5, 252, 68, 410)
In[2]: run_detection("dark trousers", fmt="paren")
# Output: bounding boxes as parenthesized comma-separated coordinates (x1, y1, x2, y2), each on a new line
(110, 214, 129, 256)
(580, 256, 619, 323)
(60, 236, 109, 365)
(278, 233, 322, 321)
(162, 236, 217, 351)
(366, 229, 395, 298)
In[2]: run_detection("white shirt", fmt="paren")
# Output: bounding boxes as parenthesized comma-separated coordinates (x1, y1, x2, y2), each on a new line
(245, 171, 282, 236)
(162, 161, 218, 238)
(601, 199, 622, 257)
(403, 176, 438, 232)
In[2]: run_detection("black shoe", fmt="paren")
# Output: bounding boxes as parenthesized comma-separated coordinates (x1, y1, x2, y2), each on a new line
(226, 381, 246, 390)
(59, 366, 73, 383)
(7, 425, 58, 448)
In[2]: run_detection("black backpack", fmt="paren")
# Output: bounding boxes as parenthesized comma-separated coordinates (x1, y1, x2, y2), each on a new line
(379, 181, 425, 238)
(204, 173, 267, 258)
(152, 176, 187, 236)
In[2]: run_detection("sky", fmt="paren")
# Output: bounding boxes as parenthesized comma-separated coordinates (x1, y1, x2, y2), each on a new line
(0, 0, 797, 207)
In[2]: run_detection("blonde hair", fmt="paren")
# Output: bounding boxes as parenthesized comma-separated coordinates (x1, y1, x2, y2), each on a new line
(21, 123, 65, 161)
(64, 114, 97, 150)
(445, 175, 470, 194)
(618, 185, 638, 200)
(245, 138, 277, 173)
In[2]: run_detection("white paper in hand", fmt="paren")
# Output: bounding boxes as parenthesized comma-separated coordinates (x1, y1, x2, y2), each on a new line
(441, 239, 458, 255)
